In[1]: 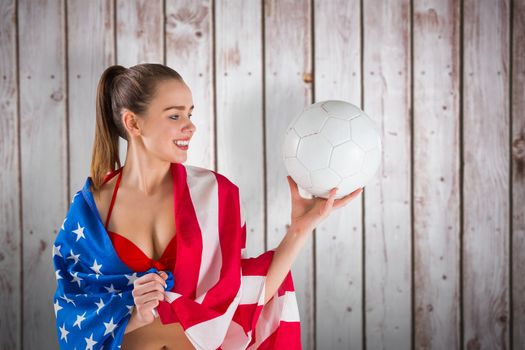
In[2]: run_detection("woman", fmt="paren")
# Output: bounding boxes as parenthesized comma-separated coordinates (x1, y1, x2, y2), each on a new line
(52, 63, 362, 350)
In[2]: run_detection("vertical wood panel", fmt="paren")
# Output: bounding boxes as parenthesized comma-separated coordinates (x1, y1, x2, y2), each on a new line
(463, 0, 510, 348)
(68, 0, 114, 192)
(116, 0, 164, 164)
(512, 0, 525, 348)
(0, 0, 21, 348)
(165, 0, 214, 170)
(413, 1, 461, 349)
(116, 0, 164, 66)
(363, 0, 412, 348)
(215, 0, 264, 259)
(18, 0, 67, 348)
(313, 0, 363, 348)
(264, 0, 314, 348)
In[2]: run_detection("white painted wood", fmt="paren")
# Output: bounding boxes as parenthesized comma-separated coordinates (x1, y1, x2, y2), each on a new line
(68, 0, 115, 192)
(165, 0, 214, 170)
(363, 0, 412, 348)
(0, 0, 21, 348)
(512, 1, 525, 348)
(18, 0, 67, 348)
(215, 0, 265, 261)
(413, 1, 461, 349)
(313, 0, 363, 348)
(116, 0, 164, 66)
(463, 0, 511, 348)
(264, 1, 314, 348)
(116, 0, 164, 164)
(1, 2, 523, 349)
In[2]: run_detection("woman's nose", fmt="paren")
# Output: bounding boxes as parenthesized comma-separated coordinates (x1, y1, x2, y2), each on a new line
(185, 119, 196, 134)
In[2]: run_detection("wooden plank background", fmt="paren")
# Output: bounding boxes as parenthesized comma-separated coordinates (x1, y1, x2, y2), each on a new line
(413, 1, 460, 349)
(0, 0, 523, 349)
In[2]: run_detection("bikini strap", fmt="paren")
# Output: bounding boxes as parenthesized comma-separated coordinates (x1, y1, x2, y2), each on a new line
(104, 168, 123, 229)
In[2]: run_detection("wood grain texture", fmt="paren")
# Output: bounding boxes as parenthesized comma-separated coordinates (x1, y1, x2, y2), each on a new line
(215, 0, 265, 260)
(413, 1, 461, 349)
(1, 1, 523, 349)
(116, 0, 164, 67)
(116, 0, 164, 163)
(463, 0, 510, 348)
(165, 0, 214, 170)
(18, 0, 67, 348)
(0, 0, 21, 348)
(512, 0, 525, 348)
(67, 0, 115, 192)
(313, 0, 363, 348)
(264, 0, 314, 348)
(363, 0, 412, 348)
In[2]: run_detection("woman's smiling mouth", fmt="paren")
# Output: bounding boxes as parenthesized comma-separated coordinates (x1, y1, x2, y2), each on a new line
(173, 139, 190, 150)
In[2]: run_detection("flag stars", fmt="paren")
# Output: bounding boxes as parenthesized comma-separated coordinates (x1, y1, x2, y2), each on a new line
(125, 272, 138, 286)
(61, 217, 67, 231)
(66, 249, 80, 265)
(55, 269, 63, 280)
(90, 259, 103, 276)
(52, 244, 62, 258)
(60, 294, 76, 307)
(84, 333, 97, 350)
(54, 299, 63, 317)
(104, 284, 120, 294)
(73, 311, 86, 329)
(72, 222, 86, 241)
(95, 298, 105, 315)
(103, 317, 117, 336)
(59, 323, 70, 342)
(70, 271, 83, 287)
(126, 304, 134, 316)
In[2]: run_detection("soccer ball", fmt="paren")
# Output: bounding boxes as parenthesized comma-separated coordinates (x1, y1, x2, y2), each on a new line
(282, 100, 382, 199)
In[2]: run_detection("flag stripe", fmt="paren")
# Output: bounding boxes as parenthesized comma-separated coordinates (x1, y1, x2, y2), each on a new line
(186, 166, 222, 304)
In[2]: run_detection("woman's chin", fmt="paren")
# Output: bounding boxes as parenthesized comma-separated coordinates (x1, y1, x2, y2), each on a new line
(172, 153, 187, 164)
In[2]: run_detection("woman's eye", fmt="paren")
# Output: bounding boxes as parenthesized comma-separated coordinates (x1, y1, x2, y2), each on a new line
(170, 114, 192, 120)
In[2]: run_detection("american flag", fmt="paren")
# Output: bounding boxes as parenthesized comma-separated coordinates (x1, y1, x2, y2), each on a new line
(52, 163, 301, 349)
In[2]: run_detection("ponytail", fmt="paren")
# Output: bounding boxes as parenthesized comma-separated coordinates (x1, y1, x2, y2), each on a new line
(90, 65, 127, 191)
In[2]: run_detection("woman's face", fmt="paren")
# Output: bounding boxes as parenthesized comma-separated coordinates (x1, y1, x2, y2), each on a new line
(133, 79, 196, 164)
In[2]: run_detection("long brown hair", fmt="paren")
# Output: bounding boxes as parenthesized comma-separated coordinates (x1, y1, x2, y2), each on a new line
(90, 63, 184, 191)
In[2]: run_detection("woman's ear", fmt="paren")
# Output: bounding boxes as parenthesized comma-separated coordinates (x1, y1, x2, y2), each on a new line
(122, 109, 142, 137)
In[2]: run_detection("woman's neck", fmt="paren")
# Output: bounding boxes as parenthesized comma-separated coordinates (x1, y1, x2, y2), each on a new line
(121, 143, 172, 197)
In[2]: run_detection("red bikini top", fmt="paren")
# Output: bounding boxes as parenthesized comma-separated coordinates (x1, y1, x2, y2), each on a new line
(103, 167, 177, 272)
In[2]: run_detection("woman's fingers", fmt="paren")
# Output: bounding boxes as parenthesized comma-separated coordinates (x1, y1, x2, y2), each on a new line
(132, 280, 165, 297)
(333, 187, 363, 209)
(135, 272, 167, 288)
(321, 187, 338, 216)
(135, 290, 165, 306)
(287, 176, 300, 200)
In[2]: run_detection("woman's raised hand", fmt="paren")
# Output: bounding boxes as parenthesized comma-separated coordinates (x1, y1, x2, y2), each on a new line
(286, 175, 363, 234)
(130, 271, 169, 325)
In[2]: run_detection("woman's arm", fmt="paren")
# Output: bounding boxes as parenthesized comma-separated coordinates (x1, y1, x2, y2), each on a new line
(263, 224, 308, 304)
(262, 177, 363, 305)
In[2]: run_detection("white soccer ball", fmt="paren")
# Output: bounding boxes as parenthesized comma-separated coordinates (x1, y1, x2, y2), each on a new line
(282, 100, 382, 199)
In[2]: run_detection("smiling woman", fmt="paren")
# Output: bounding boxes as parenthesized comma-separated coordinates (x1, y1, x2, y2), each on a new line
(52, 63, 304, 350)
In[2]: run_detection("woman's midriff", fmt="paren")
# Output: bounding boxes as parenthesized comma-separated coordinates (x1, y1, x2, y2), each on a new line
(122, 318, 195, 350)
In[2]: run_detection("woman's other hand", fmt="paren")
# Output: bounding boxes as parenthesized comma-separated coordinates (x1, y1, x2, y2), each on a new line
(129, 271, 169, 327)
(286, 175, 363, 234)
